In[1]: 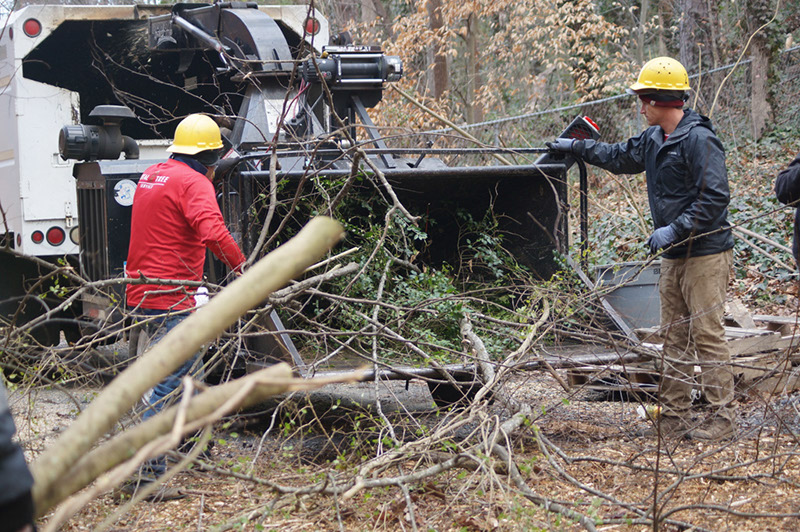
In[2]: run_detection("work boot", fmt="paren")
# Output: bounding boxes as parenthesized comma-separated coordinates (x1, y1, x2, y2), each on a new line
(687, 418, 736, 441)
(115, 458, 184, 502)
(117, 480, 186, 502)
(117, 468, 186, 502)
(637, 415, 690, 439)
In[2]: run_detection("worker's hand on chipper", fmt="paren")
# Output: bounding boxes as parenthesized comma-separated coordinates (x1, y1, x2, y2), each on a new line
(646, 225, 677, 253)
(216, 157, 241, 175)
(546, 138, 586, 155)
(546, 138, 577, 153)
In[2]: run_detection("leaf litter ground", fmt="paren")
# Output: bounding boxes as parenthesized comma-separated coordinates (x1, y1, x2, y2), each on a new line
(13, 367, 800, 531)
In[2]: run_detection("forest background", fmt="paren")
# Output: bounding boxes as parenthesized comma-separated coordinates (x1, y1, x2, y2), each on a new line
(340, 0, 800, 310)
(6, 0, 800, 531)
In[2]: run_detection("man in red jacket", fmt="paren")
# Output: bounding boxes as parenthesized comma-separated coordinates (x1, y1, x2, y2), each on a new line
(126, 114, 246, 422)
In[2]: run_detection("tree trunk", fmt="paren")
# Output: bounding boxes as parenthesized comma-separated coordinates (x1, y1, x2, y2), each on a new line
(656, 1, 668, 56)
(677, 0, 717, 109)
(749, 37, 773, 140)
(361, 0, 387, 24)
(361, 0, 392, 41)
(465, 12, 483, 124)
(745, 0, 777, 140)
(637, 0, 650, 64)
(426, 0, 449, 99)
(322, 0, 359, 34)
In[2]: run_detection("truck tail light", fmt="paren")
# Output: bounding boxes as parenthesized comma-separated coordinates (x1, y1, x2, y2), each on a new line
(31, 230, 44, 244)
(46, 227, 65, 246)
(23, 18, 41, 38)
(69, 226, 80, 245)
(304, 17, 320, 35)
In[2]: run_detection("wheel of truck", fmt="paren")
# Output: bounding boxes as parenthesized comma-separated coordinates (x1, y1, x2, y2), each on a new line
(127, 326, 151, 359)
(27, 323, 61, 347)
(427, 379, 485, 409)
(62, 325, 82, 345)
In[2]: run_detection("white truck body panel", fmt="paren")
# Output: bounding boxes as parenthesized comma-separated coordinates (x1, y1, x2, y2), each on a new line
(0, 3, 327, 257)
(1, 12, 80, 256)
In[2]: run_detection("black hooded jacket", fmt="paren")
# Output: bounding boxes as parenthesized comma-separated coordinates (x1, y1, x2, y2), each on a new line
(775, 150, 800, 268)
(576, 108, 734, 259)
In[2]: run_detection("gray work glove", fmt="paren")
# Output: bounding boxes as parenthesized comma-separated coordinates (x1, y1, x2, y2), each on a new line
(646, 225, 678, 253)
(546, 138, 586, 155)
(545, 138, 575, 153)
(215, 156, 241, 176)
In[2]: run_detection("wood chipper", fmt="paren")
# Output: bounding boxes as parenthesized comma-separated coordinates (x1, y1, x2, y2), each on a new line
(2, 2, 599, 403)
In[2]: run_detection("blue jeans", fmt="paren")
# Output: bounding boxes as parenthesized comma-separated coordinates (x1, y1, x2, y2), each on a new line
(133, 309, 202, 421)
(130, 308, 203, 479)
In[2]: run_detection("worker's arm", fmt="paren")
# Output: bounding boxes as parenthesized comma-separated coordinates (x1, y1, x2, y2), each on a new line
(668, 131, 730, 238)
(776, 151, 800, 206)
(183, 178, 247, 272)
(207, 237, 247, 272)
(577, 132, 648, 175)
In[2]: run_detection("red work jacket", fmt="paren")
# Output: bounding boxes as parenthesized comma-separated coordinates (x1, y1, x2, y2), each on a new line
(125, 158, 246, 310)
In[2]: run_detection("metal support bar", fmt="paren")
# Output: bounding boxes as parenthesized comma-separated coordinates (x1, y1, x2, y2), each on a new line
(350, 95, 395, 168)
(242, 163, 568, 181)
(172, 14, 230, 54)
(241, 147, 551, 157)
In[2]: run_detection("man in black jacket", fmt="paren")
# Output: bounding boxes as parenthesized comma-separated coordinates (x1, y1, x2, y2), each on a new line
(776, 152, 800, 267)
(1, 383, 35, 532)
(550, 57, 736, 441)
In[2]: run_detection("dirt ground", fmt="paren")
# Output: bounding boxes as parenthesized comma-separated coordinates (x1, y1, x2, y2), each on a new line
(9, 363, 800, 531)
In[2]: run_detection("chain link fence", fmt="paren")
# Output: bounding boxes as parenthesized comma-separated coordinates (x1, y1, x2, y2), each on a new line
(407, 46, 800, 161)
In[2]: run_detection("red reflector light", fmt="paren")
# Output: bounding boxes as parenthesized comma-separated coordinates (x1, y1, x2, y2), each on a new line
(31, 230, 44, 244)
(583, 116, 600, 131)
(304, 17, 320, 35)
(46, 227, 65, 246)
(23, 18, 41, 38)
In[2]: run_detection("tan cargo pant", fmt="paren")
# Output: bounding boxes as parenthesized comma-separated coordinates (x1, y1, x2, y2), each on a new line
(658, 249, 735, 421)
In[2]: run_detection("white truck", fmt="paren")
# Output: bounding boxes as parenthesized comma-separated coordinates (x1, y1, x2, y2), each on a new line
(0, 3, 330, 344)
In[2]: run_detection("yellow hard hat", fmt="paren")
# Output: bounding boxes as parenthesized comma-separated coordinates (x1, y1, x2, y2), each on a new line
(628, 57, 691, 93)
(167, 114, 223, 155)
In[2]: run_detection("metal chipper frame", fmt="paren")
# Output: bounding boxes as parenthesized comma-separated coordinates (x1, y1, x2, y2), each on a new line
(40, 2, 601, 407)
(240, 116, 603, 407)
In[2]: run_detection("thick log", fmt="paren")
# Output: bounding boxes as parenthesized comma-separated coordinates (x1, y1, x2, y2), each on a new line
(31, 217, 345, 511)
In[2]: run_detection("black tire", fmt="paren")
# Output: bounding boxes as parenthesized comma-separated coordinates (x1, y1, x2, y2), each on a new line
(127, 326, 151, 359)
(62, 323, 83, 345)
(27, 323, 60, 346)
